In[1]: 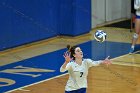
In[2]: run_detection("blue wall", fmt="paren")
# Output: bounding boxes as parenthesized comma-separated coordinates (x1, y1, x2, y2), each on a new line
(59, 0, 91, 36)
(0, 0, 91, 50)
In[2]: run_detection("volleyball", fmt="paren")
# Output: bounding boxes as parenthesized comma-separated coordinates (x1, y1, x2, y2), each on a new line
(94, 30, 107, 42)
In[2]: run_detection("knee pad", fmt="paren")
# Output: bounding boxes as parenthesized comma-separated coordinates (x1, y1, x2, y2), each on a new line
(133, 33, 138, 39)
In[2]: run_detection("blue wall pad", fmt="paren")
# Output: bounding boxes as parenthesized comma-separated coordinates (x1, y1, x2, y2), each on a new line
(0, 0, 91, 51)
(59, 0, 91, 36)
(0, 0, 59, 50)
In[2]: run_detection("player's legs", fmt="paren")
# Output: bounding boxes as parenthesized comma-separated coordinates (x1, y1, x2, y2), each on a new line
(130, 13, 135, 32)
(129, 15, 140, 53)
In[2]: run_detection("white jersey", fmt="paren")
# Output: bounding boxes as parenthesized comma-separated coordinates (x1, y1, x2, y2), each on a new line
(60, 59, 102, 91)
(134, 0, 140, 16)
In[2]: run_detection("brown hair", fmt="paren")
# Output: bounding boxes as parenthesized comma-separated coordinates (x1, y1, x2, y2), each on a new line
(67, 45, 78, 60)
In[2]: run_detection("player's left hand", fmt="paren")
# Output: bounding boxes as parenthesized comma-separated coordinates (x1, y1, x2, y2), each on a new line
(102, 56, 112, 66)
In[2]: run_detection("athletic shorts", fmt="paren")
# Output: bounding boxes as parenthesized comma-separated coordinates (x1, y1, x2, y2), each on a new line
(65, 88, 86, 93)
(136, 15, 140, 19)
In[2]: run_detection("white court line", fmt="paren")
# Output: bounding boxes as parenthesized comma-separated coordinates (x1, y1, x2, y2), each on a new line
(111, 50, 140, 60)
(5, 51, 140, 93)
(111, 50, 140, 67)
(5, 73, 68, 93)
(17, 88, 30, 92)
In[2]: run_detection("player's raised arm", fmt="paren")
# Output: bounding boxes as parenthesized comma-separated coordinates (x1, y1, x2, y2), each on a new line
(87, 56, 112, 67)
(60, 51, 72, 72)
(86, 59, 103, 67)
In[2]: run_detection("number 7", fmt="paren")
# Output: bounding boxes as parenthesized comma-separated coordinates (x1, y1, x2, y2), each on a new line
(80, 72, 83, 77)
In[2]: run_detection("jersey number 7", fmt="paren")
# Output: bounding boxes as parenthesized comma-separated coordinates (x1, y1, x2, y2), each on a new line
(80, 72, 84, 77)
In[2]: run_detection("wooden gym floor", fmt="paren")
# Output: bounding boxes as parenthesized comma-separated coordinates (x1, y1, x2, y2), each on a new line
(0, 26, 140, 93)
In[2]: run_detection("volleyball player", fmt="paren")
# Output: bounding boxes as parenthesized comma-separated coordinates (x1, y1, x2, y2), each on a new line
(130, 0, 136, 32)
(129, 0, 140, 53)
(60, 45, 111, 93)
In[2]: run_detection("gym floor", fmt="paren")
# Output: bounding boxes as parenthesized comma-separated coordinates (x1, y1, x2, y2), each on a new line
(0, 24, 140, 93)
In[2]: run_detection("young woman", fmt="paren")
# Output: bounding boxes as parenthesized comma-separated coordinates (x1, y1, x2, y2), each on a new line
(129, 0, 140, 53)
(60, 45, 111, 93)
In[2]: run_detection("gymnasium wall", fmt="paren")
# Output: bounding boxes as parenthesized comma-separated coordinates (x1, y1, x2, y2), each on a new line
(59, 0, 91, 36)
(0, 0, 131, 51)
(106, 0, 131, 21)
(0, 0, 91, 51)
(91, 0, 131, 28)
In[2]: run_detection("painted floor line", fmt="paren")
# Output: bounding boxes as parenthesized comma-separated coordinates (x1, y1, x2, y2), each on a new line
(5, 51, 140, 93)
(5, 73, 68, 93)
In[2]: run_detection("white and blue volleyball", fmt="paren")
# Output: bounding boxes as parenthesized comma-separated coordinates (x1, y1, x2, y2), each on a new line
(94, 30, 107, 42)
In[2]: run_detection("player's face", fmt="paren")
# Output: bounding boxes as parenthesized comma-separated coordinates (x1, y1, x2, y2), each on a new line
(74, 47, 83, 59)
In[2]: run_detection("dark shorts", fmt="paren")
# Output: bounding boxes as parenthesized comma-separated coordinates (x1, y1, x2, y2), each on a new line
(65, 88, 86, 93)
(136, 15, 140, 19)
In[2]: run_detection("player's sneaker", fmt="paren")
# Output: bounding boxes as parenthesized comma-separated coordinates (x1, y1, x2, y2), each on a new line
(129, 47, 134, 54)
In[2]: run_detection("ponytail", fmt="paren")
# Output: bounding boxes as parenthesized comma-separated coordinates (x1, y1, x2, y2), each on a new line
(66, 45, 78, 60)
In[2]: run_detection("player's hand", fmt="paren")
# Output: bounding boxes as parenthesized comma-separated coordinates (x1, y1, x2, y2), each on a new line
(63, 51, 73, 63)
(102, 56, 112, 66)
